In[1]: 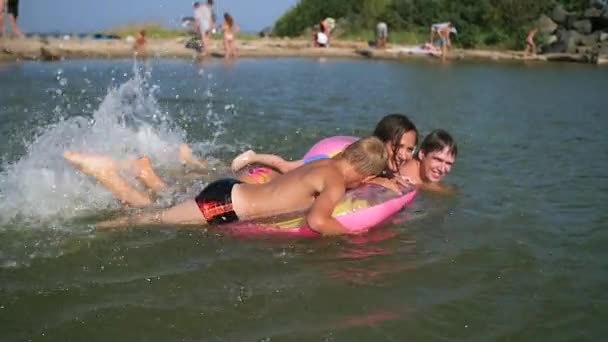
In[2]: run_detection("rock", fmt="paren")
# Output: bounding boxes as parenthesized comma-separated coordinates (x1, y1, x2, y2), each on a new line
(537, 14, 558, 34)
(544, 41, 567, 53)
(356, 49, 374, 58)
(575, 46, 594, 54)
(552, 5, 570, 24)
(544, 52, 588, 62)
(558, 30, 584, 53)
(259, 26, 273, 38)
(546, 35, 558, 45)
(40, 46, 62, 61)
(600, 32, 608, 41)
(600, 42, 608, 54)
(584, 7, 603, 18)
(590, 0, 607, 10)
(580, 32, 601, 46)
(573, 19, 593, 34)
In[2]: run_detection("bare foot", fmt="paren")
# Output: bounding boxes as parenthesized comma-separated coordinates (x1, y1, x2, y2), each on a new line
(130, 157, 167, 193)
(179, 144, 207, 169)
(63, 151, 152, 208)
(231, 150, 256, 172)
(130, 157, 154, 178)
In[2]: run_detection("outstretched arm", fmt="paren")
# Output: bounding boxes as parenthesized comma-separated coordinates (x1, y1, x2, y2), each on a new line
(232, 150, 304, 173)
(306, 176, 347, 236)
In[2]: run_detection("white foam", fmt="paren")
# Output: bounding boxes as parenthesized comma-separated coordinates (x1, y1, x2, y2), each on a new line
(0, 66, 210, 225)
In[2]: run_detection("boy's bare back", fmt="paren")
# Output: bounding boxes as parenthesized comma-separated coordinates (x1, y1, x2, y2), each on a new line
(232, 159, 345, 220)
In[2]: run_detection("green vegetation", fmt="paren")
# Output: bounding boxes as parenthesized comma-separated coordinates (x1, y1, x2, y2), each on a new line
(274, 0, 589, 49)
(105, 23, 260, 41)
(105, 23, 186, 39)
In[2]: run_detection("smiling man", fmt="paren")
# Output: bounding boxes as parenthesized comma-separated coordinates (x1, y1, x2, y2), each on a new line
(397, 129, 457, 193)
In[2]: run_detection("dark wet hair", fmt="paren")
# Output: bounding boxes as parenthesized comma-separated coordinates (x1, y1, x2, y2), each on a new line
(193, 2, 200, 8)
(207, 0, 214, 5)
(417, 129, 458, 159)
(373, 113, 419, 172)
(224, 13, 234, 27)
(319, 21, 326, 33)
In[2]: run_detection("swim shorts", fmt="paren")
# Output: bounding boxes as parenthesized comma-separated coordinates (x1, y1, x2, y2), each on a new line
(195, 179, 242, 225)
(8, 0, 19, 18)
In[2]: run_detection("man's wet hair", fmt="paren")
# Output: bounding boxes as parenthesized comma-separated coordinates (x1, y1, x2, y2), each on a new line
(417, 129, 457, 158)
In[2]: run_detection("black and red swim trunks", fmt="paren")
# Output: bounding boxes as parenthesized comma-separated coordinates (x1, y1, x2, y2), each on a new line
(8, 0, 19, 19)
(195, 179, 241, 225)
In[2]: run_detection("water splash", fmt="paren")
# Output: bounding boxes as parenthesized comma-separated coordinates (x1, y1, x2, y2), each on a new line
(0, 66, 202, 225)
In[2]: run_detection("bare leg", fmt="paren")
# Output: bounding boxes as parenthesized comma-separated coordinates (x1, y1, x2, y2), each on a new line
(9, 15, 22, 38)
(178, 144, 208, 169)
(0, 2, 5, 38)
(231, 150, 304, 173)
(229, 39, 237, 58)
(201, 31, 210, 56)
(97, 199, 207, 229)
(64, 152, 152, 208)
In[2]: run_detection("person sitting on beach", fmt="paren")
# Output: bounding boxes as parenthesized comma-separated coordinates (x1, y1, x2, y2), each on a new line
(64, 137, 388, 235)
(322, 17, 335, 45)
(396, 129, 457, 193)
(313, 22, 329, 48)
(524, 28, 538, 56)
(133, 30, 147, 55)
(376, 22, 388, 49)
(222, 12, 239, 58)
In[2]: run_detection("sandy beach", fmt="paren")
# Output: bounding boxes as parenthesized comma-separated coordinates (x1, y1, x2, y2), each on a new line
(0, 36, 605, 64)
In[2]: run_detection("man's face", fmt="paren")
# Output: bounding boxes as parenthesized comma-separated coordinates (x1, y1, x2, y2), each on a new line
(419, 147, 455, 183)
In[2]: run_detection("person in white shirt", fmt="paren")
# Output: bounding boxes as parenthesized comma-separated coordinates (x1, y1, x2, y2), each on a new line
(193, 0, 215, 55)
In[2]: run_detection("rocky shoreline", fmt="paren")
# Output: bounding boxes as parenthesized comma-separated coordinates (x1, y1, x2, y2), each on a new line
(538, 2, 608, 63)
(1, 36, 606, 65)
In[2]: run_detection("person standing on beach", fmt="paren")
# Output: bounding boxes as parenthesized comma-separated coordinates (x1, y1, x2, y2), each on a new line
(1, 0, 23, 38)
(524, 28, 538, 56)
(0, 0, 5, 38)
(376, 22, 388, 49)
(223, 12, 239, 58)
(430, 22, 456, 62)
(132, 30, 147, 56)
(193, 0, 214, 55)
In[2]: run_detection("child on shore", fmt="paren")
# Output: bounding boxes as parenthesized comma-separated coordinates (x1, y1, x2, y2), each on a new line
(223, 12, 239, 58)
(525, 28, 538, 56)
(133, 30, 147, 55)
(64, 137, 388, 236)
